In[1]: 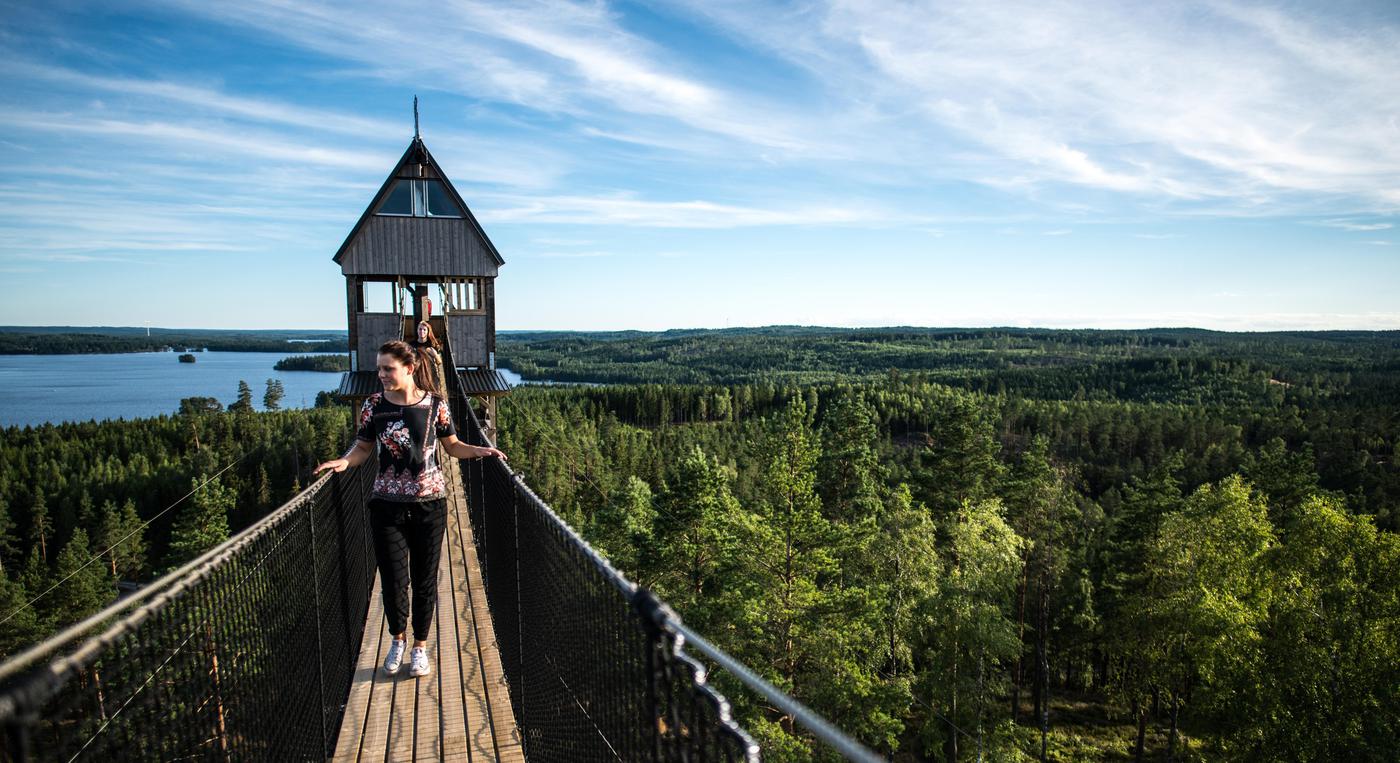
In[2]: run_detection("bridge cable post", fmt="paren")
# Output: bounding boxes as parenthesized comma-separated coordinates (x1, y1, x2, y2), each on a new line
(633, 587, 667, 761)
(310, 481, 328, 755)
(512, 475, 527, 759)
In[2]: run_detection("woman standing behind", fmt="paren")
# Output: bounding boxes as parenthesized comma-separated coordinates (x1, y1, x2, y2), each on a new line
(411, 320, 442, 370)
(315, 340, 505, 677)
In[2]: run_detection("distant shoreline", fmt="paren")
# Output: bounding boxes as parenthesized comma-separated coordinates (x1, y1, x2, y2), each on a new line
(0, 327, 347, 355)
(3, 324, 1396, 356)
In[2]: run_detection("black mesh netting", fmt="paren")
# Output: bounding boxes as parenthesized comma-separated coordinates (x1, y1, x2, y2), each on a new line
(450, 372, 759, 763)
(0, 461, 376, 762)
(0, 357, 767, 762)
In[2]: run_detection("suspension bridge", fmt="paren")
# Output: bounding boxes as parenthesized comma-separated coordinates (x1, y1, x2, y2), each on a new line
(0, 340, 878, 761)
(0, 126, 883, 762)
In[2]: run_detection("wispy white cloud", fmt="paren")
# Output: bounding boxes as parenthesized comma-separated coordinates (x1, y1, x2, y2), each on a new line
(480, 193, 913, 228)
(0, 109, 384, 170)
(531, 237, 596, 247)
(149, 0, 821, 156)
(2, 60, 402, 138)
(1318, 219, 1393, 231)
(682, 0, 1400, 213)
(2, 0, 1398, 331)
(10, 252, 157, 264)
(533, 250, 614, 258)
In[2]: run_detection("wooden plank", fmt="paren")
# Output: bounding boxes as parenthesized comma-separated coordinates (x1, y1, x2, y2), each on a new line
(444, 456, 525, 763)
(413, 530, 448, 762)
(444, 473, 497, 761)
(358, 658, 396, 761)
(436, 512, 472, 762)
(462, 537, 526, 762)
(330, 574, 392, 756)
(335, 452, 523, 763)
(331, 575, 386, 761)
(385, 643, 414, 759)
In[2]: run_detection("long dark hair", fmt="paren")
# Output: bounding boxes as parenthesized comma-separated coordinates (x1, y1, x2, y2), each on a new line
(378, 339, 440, 397)
(416, 321, 442, 350)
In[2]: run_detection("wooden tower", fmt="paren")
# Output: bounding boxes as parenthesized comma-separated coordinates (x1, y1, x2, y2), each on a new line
(332, 131, 509, 442)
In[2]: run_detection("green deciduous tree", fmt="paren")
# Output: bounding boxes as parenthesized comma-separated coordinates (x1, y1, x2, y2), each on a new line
(919, 498, 1025, 763)
(1239, 495, 1400, 760)
(1130, 476, 1274, 759)
(872, 484, 939, 678)
(588, 475, 655, 581)
(866, 483, 939, 757)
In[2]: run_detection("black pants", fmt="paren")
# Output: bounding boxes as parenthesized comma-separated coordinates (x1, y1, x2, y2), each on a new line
(369, 497, 447, 641)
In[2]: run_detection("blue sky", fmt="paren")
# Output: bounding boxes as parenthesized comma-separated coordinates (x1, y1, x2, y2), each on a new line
(1, 0, 1397, 331)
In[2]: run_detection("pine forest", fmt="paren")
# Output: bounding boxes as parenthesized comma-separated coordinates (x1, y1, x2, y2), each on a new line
(1, 326, 1396, 761)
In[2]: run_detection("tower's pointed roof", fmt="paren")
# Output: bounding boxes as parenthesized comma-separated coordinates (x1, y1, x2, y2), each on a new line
(332, 136, 504, 268)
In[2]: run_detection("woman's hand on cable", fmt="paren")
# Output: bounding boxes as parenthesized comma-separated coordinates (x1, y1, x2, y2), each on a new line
(473, 446, 507, 461)
(313, 458, 350, 474)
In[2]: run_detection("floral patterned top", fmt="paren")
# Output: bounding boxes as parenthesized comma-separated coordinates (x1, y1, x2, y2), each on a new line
(356, 392, 456, 502)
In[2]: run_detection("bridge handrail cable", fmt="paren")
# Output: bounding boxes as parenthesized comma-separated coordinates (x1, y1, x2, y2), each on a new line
(439, 317, 879, 762)
(0, 446, 377, 761)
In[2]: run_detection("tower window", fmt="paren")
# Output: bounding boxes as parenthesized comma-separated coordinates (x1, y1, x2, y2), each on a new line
(379, 181, 413, 215)
(424, 181, 464, 217)
(376, 179, 465, 218)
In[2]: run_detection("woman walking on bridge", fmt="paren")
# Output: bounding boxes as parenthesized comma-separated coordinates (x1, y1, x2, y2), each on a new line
(410, 320, 442, 370)
(315, 340, 505, 678)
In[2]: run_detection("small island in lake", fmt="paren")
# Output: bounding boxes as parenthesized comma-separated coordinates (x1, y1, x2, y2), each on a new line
(274, 354, 349, 372)
(178, 353, 196, 363)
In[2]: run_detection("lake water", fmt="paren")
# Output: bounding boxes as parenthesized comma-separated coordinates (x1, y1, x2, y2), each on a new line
(0, 355, 576, 428)
(0, 352, 350, 428)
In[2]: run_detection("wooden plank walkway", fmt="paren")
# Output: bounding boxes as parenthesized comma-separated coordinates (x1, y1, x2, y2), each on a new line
(332, 454, 524, 762)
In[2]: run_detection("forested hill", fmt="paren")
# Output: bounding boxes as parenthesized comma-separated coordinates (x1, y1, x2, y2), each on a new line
(499, 325, 1400, 394)
(495, 327, 1400, 759)
(0, 326, 347, 354)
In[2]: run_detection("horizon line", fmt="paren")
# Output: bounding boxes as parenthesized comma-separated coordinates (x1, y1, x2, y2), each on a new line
(3, 323, 1399, 336)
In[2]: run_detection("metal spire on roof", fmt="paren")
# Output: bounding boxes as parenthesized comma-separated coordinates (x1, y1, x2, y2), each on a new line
(413, 95, 420, 139)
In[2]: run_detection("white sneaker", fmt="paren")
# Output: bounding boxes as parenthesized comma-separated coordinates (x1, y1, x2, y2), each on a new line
(409, 646, 431, 677)
(383, 639, 406, 676)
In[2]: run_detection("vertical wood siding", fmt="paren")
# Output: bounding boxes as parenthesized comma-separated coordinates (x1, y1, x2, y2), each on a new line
(340, 217, 500, 277)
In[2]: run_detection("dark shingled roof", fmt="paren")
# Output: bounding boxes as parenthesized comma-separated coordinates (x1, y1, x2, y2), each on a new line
(336, 369, 511, 398)
(336, 371, 381, 398)
(457, 369, 513, 395)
